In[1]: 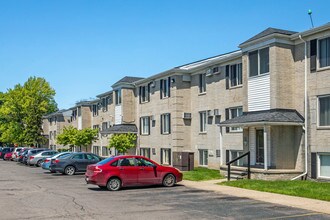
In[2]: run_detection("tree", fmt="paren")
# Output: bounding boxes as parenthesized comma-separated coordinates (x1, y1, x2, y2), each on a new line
(108, 133, 137, 154)
(57, 126, 98, 151)
(56, 126, 77, 150)
(0, 77, 58, 146)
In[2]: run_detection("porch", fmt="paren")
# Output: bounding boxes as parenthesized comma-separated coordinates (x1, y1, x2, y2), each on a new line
(219, 109, 305, 180)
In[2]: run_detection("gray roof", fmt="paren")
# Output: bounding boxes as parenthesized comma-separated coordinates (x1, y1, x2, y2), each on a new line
(220, 109, 304, 126)
(101, 124, 138, 134)
(240, 28, 297, 45)
(113, 76, 145, 85)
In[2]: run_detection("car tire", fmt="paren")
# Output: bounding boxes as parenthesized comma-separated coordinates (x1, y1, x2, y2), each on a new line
(106, 178, 121, 191)
(36, 160, 43, 167)
(64, 166, 76, 175)
(162, 173, 176, 187)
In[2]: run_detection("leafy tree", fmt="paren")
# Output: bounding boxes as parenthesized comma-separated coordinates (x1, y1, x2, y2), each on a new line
(0, 77, 58, 146)
(108, 133, 137, 154)
(57, 126, 98, 151)
(56, 126, 77, 150)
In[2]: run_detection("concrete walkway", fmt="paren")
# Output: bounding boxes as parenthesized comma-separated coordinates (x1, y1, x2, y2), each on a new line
(180, 179, 330, 215)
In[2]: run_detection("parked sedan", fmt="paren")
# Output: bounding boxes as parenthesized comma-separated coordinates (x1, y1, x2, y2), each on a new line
(0, 147, 14, 159)
(28, 150, 58, 167)
(11, 147, 23, 161)
(85, 155, 183, 191)
(50, 152, 103, 175)
(23, 148, 48, 165)
(17, 148, 30, 163)
(42, 152, 72, 172)
(4, 152, 13, 161)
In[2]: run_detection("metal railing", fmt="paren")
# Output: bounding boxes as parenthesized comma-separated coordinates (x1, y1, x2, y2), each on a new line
(226, 151, 250, 181)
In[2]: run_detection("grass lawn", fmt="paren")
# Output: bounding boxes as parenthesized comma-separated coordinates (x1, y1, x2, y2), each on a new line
(220, 180, 330, 202)
(183, 167, 224, 181)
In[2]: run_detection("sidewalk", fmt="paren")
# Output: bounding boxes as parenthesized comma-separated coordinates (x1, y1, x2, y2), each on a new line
(180, 179, 330, 215)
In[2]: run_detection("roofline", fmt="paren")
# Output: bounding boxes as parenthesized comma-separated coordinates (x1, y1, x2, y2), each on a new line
(96, 90, 113, 98)
(218, 121, 304, 127)
(239, 33, 293, 48)
(291, 22, 330, 40)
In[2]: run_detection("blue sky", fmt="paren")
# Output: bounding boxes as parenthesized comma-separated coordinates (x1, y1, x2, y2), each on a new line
(0, 0, 329, 109)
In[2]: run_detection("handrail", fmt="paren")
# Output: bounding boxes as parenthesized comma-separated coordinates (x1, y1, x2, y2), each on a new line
(226, 151, 250, 181)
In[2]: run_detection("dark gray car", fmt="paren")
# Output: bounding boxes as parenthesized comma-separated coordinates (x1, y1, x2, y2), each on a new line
(50, 152, 103, 175)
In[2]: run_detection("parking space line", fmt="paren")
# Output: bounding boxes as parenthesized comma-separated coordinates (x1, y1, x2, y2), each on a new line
(264, 212, 324, 219)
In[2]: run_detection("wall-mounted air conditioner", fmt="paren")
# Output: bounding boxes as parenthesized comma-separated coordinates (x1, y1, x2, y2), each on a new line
(214, 109, 220, 116)
(207, 110, 213, 117)
(182, 112, 192, 119)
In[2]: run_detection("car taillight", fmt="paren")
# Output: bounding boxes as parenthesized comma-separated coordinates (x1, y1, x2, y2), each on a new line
(30, 156, 34, 160)
(94, 166, 102, 173)
(20, 156, 23, 159)
(54, 159, 60, 163)
(44, 159, 50, 163)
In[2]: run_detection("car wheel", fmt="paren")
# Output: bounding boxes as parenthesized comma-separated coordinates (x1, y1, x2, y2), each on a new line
(162, 174, 176, 187)
(106, 178, 121, 191)
(64, 166, 76, 175)
(36, 160, 43, 167)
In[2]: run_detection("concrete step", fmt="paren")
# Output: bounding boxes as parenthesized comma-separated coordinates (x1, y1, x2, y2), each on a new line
(225, 174, 244, 180)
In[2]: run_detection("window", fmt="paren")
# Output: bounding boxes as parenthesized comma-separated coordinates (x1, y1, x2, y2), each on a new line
(93, 125, 99, 130)
(319, 154, 330, 178)
(199, 111, 207, 132)
(92, 146, 100, 155)
(199, 73, 206, 93)
(212, 66, 219, 74)
(78, 107, 81, 117)
(101, 146, 109, 156)
(230, 63, 242, 87)
(49, 131, 53, 140)
(54, 117, 57, 125)
(216, 150, 221, 158)
(49, 118, 53, 126)
(140, 148, 151, 158)
(72, 154, 84, 160)
(119, 158, 136, 166)
(160, 78, 170, 98)
(102, 122, 108, 131)
(102, 97, 109, 112)
(115, 89, 122, 105)
(319, 37, 330, 68)
(319, 96, 330, 126)
(161, 148, 171, 165)
(249, 48, 269, 77)
(72, 109, 77, 121)
(92, 104, 99, 116)
(160, 113, 171, 134)
(140, 84, 150, 103)
(136, 158, 154, 166)
(53, 131, 57, 140)
(199, 149, 208, 166)
(140, 117, 150, 135)
(230, 107, 243, 131)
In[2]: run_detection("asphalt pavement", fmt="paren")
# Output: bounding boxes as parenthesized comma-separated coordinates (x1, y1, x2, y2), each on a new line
(0, 160, 329, 220)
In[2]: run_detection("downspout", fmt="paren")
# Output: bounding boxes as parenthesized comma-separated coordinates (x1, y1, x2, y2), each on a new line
(292, 35, 308, 180)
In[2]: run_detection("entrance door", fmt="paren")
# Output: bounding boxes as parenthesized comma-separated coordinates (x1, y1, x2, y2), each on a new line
(256, 130, 264, 164)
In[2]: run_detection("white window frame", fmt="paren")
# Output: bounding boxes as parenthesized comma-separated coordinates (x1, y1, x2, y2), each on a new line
(141, 116, 150, 135)
(140, 85, 150, 103)
(161, 148, 171, 165)
(230, 107, 243, 132)
(92, 146, 100, 155)
(230, 63, 243, 88)
(161, 113, 170, 134)
(199, 73, 206, 94)
(317, 36, 330, 70)
(199, 111, 207, 133)
(248, 47, 269, 78)
(115, 89, 122, 105)
(317, 153, 330, 179)
(199, 149, 208, 166)
(140, 148, 151, 158)
(317, 95, 330, 128)
(160, 78, 170, 99)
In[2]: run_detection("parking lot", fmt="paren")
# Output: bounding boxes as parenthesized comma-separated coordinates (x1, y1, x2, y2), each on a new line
(0, 160, 328, 220)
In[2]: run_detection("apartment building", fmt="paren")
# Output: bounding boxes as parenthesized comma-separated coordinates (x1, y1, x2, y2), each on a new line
(43, 22, 330, 180)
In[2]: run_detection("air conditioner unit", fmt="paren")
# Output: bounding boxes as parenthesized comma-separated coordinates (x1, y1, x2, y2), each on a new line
(214, 109, 220, 116)
(182, 75, 191, 82)
(182, 112, 192, 119)
(207, 110, 213, 117)
(150, 115, 155, 121)
(206, 68, 212, 77)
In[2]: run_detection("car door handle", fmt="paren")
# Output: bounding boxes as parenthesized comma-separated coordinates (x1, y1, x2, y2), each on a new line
(139, 167, 144, 170)
(119, 167, 124, 170)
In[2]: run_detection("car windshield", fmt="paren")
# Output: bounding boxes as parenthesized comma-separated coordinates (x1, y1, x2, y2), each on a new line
(97, 156, 115, 165)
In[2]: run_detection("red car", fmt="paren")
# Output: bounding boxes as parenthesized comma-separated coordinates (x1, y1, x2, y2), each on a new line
(4, 152, 13, 161)
(85, 155, 183, 191)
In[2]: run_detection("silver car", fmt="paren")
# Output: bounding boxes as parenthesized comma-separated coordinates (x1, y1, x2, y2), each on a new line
(28, 150, 58, 167)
